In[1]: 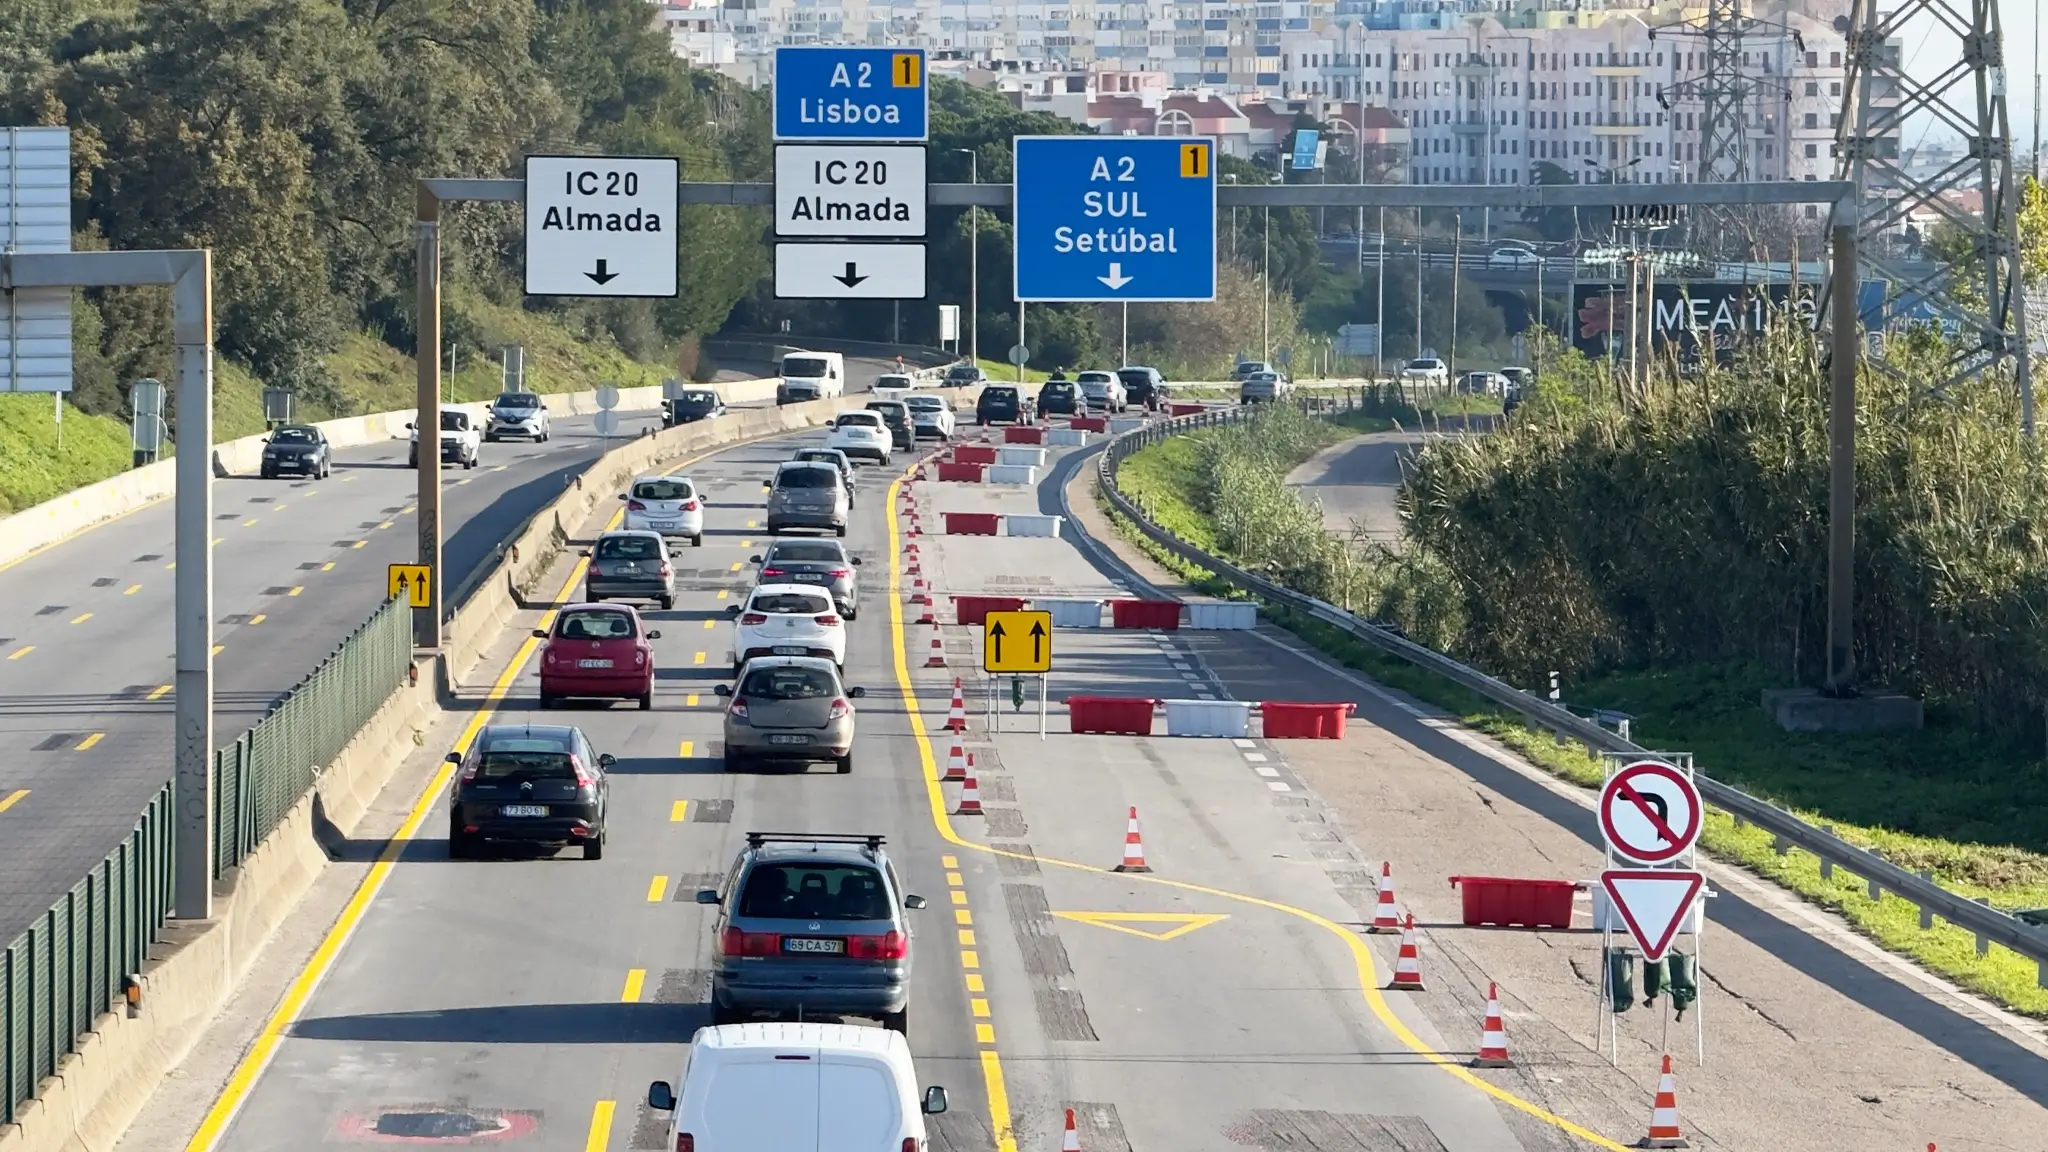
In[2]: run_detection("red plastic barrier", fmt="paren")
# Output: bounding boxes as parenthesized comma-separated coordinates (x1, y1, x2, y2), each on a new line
(1004, 425, 1046, 444)
(943, 512, 1002, 537)
(936, 462, 986, 482)
(1069, 416, 1107, 433)
(1449, 876, 1578, 929)
(954, 595, 1027, 626)
(953, 445, 998, 466)
(1259, 701, 1357, 739)
(1169, 402, 1205, 417)
(1109, 598, 1181, 630)
(1067, 696, 1157, 736)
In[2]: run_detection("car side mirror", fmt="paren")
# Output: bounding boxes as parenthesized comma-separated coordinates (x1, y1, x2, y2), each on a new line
(580, 550, 591, 558)
(848, 686, 867, 698)
(404, 422, 415, 431)
(749, 555, 763, 564)
(444, 751, 462, 764)
(713, 684, 732, 697)
(725, 604, 742, 615)
(695, 889, 721, 905)
(598, 753, 616, 766)
(903, 893, 926, 909)
(647, 1082, 676, 1111)
(851, 557, 863, 566)
(646, 630, 662, 640)
(617, 493, 627, 501)
(532, 628, 549, 639)
(922, 1086, 949, 1115)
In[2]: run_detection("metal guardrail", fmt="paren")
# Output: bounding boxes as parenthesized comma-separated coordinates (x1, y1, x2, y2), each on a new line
(1097, 403, 2048, 985)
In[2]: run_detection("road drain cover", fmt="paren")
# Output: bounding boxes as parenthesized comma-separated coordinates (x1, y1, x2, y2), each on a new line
(337, 1107, 539, 1143)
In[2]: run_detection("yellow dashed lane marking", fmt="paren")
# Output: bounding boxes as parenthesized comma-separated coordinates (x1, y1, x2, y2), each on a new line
(76, 732, 104, 751)
(621, 969, 646, 1003)
(124, 584, 141, 595)
(646, 876, 668, 903)
(670, 801, 688, 822)
(0, 790, 27, 815)
(69, 612, 91, 625)
(147, 684, 171, 700)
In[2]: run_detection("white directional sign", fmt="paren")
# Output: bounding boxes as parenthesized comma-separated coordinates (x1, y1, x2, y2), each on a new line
(524, 154, 678, 299)
(775, 145, 926, 238)
(775, 243, 926, 300)
(1, 127, 74, 392)
(1598, 761, 1703, 865)
(1599, 870, 1704, 962)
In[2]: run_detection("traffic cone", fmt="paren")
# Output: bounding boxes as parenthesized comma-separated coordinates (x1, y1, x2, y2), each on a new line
(1473, 983, 1511, 1067)
(945, 680, 967, 731)
(910, 575, 927, 604)
(1113, 806, 1151, 873)
(956, 771, 983, 815)
(917, 598, 936, 626)
(943, 741, 968, 781)
(1369, 861, 1401, 933)
(924, 628, 946, 666)
(906, 555, 921, 577)
(1388, 914, 1426, 990)
(1061, 1109, 1080, 1152)
(1637, 1055, 1689, 1148)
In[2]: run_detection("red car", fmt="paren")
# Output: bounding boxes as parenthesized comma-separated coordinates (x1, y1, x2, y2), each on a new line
(536, 603, 661, 709)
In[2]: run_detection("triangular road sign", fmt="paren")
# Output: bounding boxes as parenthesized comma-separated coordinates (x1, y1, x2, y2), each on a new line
(1050, 911, 1229, 941)
(1599, 870, 1704, 962)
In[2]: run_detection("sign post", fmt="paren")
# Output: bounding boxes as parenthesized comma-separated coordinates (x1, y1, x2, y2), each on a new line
(1013, 136, 1217, 303)
(1594, 755, 1711, 1068)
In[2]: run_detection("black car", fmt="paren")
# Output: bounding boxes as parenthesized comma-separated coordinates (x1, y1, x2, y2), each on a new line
(976, 385, 1034, 426)
(1036, 380, 1079, 416)
(865, 400, 915, 450)
(259, 425, 331, 480)
(942, 363, 986, 387)
(1117, 367, 1166, 410)
(665, 389, 725, 426)
(447, 724, 613, 859)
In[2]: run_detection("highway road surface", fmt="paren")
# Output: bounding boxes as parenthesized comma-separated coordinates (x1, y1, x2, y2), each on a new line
(0, 358, 898, 951)
(1285, 415, 1492, 548)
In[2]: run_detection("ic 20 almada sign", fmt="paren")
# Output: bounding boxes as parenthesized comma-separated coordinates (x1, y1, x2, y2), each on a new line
(524, 154, 678, 299)
(773, 47, 929, 142)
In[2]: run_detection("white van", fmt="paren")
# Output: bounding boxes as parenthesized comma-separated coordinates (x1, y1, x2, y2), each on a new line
(646, 1022, 949, 1152)
(778, 351, 846, 404)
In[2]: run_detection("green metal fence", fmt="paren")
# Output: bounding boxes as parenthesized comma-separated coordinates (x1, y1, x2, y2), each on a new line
(3, 595, 413, 1125)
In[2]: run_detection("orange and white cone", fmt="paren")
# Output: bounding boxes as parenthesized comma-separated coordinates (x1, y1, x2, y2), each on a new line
(925, 628, 946, 667)
(956, 771, 983, 815)
(1369, 861, 1401, 933)
(946, 681, 967, 732)
(1061, 1109, 1080, 1152)
(910, 575, 928, 604)
(1113, 806, 1151, 873)
(943, 741, 968, 781)
(917, 598, 936, 626)
(1638, 1055, 1689, 1148)
(1473, 982, 1511, 1067)
(1388, 914, 1426, 990)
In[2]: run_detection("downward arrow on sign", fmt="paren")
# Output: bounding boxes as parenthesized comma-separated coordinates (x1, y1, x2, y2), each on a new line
(586, 259, 618, 286)
(1098, 262, 1133, 290)
(834, 262, 868, 288)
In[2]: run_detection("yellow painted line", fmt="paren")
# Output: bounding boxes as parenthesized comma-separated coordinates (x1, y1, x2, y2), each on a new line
(622, 969, 646, 1003)
(878, 474, 1631, 1152)
(976, 1023, 996, 1044)
(953, 908, 972, 926)
(670, 800, 689, 822)
(680, 740, 695, 758)
(584, 1101, 615, 1152)
(686, 693, 699, 708)
(739, 539, 752, 548)
(242, 518, 258, 527)
(377, 521, 394, 530)
(960, 949, 979, 969)
(166, 562, 175, 570)
(124, 584, 141, 595)
(747, 520, 758, 528)
(970, 997, 990, 1018)
(402, 505, 417, 515)
(321, 562, 335, 572)
(647, 876, 668, 903)
(693, 651, 706, 665)
(728, 561, 742, 572)
(950, 890, 968, 906)
(965, 973, 984, 993)
(288, 586, 303, 597)
(7, 646, 31, 660)
(211, 537, 223, 546)
(75, 732, 104, 751)
(958, 929, 975, 946)
(717, 590, 728, 600)
(0, 490, 166, 576)
(350, 540, 367, 549)
(703, 619, 714, 629)
(273, 504, 286, 512)
(1051, 910, 1229, 942)
(947, 871, 964, 886)
(147, 684, 171, 701)
(0, 789, 26, 815)
(942, 855, 958, 869)
(69, 612, 91, 625)
(211, 644, 224, 656)
(342, 474, 357, 482)
(249, 614, 266, 625)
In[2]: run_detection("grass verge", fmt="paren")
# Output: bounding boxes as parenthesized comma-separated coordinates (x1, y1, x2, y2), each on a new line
(1102, 428, 2048, 1018)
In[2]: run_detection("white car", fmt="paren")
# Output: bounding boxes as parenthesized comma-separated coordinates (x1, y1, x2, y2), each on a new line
(1076, 370, 1127, 412)
(901, 394, 954, 440)
(728, 584, 848, 675)
(621, 473, 704, 545)
(408, 408, 481, 470)
(872, 372, 917, 399)
(485, 391, 550, 442)
(1400, 358, 1449, 386)
(826, 411, 892, 465)
(1488, 246, 1542, 268)
(1457, 370, 1507, 396)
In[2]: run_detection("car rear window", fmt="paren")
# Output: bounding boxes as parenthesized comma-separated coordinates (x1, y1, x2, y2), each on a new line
(738, 864, 892, 919)
(750, 591, 832, 614)
(476, 736, 576, 780)
(633, 480, 692, 500)
(905, 396, 943, 410)
(785, 357, 830, 377)
(837, 413, 881, 428)
(984, 388, 1018, 401)
(679, 391, 717, 405)
(596, 535, 662, 560)
(439, 411, 470, 431)
(739, 665, 840, 699)
(557, 609, 636, 639)
(768, 542, 843, 562)
(776, 467, 837, 490)
(794, 451, 843, 465)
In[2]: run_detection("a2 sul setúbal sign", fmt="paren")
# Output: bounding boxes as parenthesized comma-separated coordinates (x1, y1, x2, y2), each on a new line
(523, 154, 678, 298)
(1011, 136, 1216, 303)
(772, 47, 929, 142)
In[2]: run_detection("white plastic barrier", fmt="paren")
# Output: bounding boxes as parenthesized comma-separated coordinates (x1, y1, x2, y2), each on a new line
(1186, 601, 1258, 630)
(1038, 598, 1103, 627)
(987, 464, 1038, 485)
(1047, 428, 1090, 447)
(997, 446, 1048, 468)
(1162, 699, 1253, 738)
(1109, 417, 1147, 435)
(1592, 886, 1704, 934)
(1005, 514, 1063, 538)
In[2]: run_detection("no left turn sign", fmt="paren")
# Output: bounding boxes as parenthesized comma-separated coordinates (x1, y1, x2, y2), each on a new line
(1598, 761, 1703, 865)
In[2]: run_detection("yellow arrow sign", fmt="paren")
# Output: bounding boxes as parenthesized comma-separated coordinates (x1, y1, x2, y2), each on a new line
(387, 562, 432, 609)
(1050, 911, 1229, 941)
(984, 609, 1052, 674)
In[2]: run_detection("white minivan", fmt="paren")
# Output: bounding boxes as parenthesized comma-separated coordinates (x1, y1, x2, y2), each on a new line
(778, 351, 846, 404)
(645, 1022, 949, 1152)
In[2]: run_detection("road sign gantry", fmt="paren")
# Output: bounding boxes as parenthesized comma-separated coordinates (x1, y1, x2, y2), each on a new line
(1012, 136, 1217, 303)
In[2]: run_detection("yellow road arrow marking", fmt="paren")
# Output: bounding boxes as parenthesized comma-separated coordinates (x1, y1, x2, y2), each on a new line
(1050, 911, 1230, 941)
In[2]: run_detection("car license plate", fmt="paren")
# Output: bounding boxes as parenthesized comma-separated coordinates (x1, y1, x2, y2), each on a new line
(501, 805, 548, 817)
(769, 734, 811, 745)
(772, 645, 806, 655)
(792, 573, 824, 582)
(578, 658, 613, 669)
(782, 937, 845, 955)
(650, 520, 674, 529)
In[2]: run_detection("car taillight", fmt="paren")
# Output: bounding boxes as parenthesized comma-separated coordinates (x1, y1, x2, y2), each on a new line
(760, 567, 785, 578)
(458, 758, 478, 783)
(627, 499, 646, 511)
(568, 756, 593, 789)
(740, 612, 767, 625)
(677, 1135, 694, 1152)
(847, 930, 908, 960)
(827, 567, 851, 579)
(902, 1139, 918, 1152)
(728, 697, 749, 720)
(634, 649, 646, 666)
(814, 614, 841, 626)
(827, 697, 851, 721)
(544, 647, 557, 664)
(720, 927, 780, 956)
(659, 563, 672, 577)
(681, 499, 698, 511)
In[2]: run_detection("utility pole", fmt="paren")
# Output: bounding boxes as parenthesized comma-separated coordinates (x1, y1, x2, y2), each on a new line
(1376, 205, 1386, 380)
(955, 148, 979, 364)
(1450, 212, 1462, 375)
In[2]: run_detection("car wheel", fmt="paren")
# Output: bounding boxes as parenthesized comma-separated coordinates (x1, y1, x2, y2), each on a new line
(836, 752, 853, 775)
(731, 660, 744, 678)
(538, 692, 555, 710)
(260, 467, 273, 480)
(844, 604, 858, 621)
(660, 595, 675, 611)
(691, 534, 703, 547)
(448, 825, 472, 859)
(639, 688, 654, 711)
(723, 750, 745, 773)
(712, 1001, 742, 1026)
(583, 833, 604, 861)
(834, 524, 847, 538)
(882, 1007, 907, 1033)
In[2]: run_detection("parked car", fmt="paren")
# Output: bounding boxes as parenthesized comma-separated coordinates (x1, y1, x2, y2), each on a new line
(534, 603, 661, 710)
(1116, 366, 1167, 410)
(727, 583, 849, 675)
(765, 460, 851, 537)
(259, 425, 331, 479)
(689, 832, 929, 1030)
(583, 530, 677, 609)
(620, 474, 703, 546)
(1400, 358, 1450, 387)
(645, 1024, 950, 1150)
(942, 363, 986, 387)
(663, 388, 725, 426)
(976, 385, 1033, 426)
(714, 656, 865, 773)
(408, 408, 481, 470)
(485, 391, 551, 442)
(752, 539, 863, 619)
(902, 393, 955, 440)
(446, 723, 613, 859)
(1035, 379, 1080, 416)
(826, 411, 892, 465)
(790, 447, 857, 505)
(1076, 370, 1127, 412)
(865, 399, 915, 451)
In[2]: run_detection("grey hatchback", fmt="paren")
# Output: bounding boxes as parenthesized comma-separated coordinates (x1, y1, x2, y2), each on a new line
(752, 539, 862, 618)
(584, 530, 677, 609)
(713, 656, 864, 772)
(765, 461, 849, 537)
(696, 833, 928, 1031)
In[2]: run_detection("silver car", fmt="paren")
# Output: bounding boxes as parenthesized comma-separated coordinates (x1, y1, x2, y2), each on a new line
(789, 448, 856, 506)
(765, 461, 850, 537)
(583, 530, 677, 609)
(713, 657, 864, 773)
(752, 539, 862, 619)
(485, 391, 550, 442)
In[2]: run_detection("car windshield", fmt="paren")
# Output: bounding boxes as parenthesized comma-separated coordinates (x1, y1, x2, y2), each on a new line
(476, 734, 576, 780)
(738, 863, 892, 920)
(794, 451, 846, 468)
(837, 413, 881, 428)
(768, 543, 844, 563)
(784, 357, 830, 377)
(595, 535, 662, 560)
(557, 609, 636, 640)
(1117, 370, 1151, 385)
(904, 396, 943, 410)
(439, 411, 469, 431)
(876, 376, 912, 388)
(1078, 373, 1112, 384)
(679, 391, 717, 407)
(1412, 359, 1443, 370)
(270, 427, 317, 444)
(495, 393, 539, 409)
(633, 480, 692, 500)
(738, 665, 840, 700)
(776, 467, 836, 490)
(751, 591, 832, 615)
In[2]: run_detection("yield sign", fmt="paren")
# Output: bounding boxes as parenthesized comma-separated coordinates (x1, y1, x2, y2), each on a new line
(1599, 870, 1704, 962)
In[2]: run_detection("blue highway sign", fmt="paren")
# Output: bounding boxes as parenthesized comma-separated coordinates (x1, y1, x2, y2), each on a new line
(1012, 136, 1216, 303)
(774, 47, 929, 142)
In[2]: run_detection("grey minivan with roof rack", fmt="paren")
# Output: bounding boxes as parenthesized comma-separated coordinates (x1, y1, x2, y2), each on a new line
(696, 832, 928, 1030)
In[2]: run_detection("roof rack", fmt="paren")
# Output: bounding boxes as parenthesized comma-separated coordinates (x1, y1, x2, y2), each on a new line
(745, 832, 885, 851)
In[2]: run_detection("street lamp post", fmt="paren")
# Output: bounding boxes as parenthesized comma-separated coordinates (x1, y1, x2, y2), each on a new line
(953, 148, 979, 365)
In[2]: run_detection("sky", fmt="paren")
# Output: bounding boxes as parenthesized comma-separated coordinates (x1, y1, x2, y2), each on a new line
(1897, 1, 2039, 160)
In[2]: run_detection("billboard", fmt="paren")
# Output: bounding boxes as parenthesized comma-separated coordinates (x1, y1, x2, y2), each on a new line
(1291, 130, 1321, 171)
(1570, 280, 1883, 363)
